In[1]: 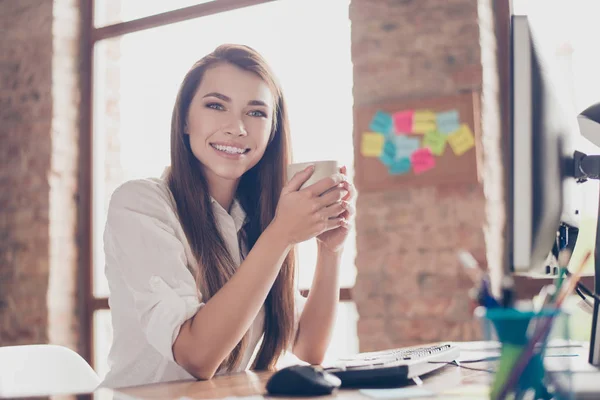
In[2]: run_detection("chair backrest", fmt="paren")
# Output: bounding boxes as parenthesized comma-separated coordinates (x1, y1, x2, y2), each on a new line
(0, 344, 100, 398)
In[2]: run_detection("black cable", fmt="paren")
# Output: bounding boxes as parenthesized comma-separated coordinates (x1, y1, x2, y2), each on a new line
(575, 286, 589, 302)
(428, 361, 495, 374)
(564, 269, 600, 302)
(458, 364, 496, 373)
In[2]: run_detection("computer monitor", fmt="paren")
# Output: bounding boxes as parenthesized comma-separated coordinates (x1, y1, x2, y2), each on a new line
(509, 15, 578, 276)
(507, 14, 600, 367)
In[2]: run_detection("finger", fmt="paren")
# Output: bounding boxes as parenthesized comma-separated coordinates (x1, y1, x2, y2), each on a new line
(317, 186, 348, 208)
(324, 216, 346, 231)
(322, 201, 345, 219)
(341, 165, 347, 175)
(341, 181, 357, 202)
(341, 201, 355, 220)
(282, 165, 314, 194)
(304, 173, 346, 197)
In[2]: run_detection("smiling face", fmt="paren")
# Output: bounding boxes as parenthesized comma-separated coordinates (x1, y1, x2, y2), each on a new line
(186, 62, 275, 184)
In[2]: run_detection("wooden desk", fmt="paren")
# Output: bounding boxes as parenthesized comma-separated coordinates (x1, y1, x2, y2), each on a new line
(109, 362, 490, 399)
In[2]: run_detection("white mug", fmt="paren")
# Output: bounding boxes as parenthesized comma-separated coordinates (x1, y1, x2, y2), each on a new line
(286, 160, 340, 190)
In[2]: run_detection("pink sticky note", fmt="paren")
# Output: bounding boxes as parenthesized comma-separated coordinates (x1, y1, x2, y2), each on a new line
(393, 110, 414, 134)
(410, 148, 436, 174)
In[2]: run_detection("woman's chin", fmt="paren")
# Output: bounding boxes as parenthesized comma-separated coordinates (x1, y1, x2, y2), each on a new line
(208, 165, 248, 182)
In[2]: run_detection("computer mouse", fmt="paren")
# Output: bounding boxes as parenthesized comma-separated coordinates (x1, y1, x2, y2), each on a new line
(266, 365, 342, 397)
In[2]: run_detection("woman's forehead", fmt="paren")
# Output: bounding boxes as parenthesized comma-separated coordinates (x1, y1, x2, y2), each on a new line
(197, 63, 274, 107)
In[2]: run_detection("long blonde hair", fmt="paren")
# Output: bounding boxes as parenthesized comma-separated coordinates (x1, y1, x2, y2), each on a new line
(167, 44, 296, 371)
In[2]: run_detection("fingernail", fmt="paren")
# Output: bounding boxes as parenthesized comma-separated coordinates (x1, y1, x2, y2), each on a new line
(341, 201, 348, 208)
(305, 164, 315, 172)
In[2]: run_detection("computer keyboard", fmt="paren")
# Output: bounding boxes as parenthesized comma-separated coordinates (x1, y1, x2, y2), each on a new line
(325, 343, 460, 388)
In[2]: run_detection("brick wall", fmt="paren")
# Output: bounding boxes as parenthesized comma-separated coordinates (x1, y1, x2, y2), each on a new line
(350, 0, 497, 350)
(0, 0, 82, 352)
(0, 0, 54, 345)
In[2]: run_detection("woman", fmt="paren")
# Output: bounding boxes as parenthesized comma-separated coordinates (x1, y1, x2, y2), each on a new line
(102, 44, 356, 389)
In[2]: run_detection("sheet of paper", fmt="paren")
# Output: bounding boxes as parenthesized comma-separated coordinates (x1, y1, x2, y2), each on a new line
(361, 132, 385, 157)
(393, 110, 414, 133)
(411, 147, 435, 174)
(447, 124, 475, 156)
(379, 139, 396, 166)
(436, 109, 461, 134)
(412, 109, 437, 134)
(438, 384, 490, 398)
(423, 130, 447, 156)
(389, 157, 411, 175)
(369, 110, 394, 135)
(393, 135, 420, 159)
(360, 387, 435, 399)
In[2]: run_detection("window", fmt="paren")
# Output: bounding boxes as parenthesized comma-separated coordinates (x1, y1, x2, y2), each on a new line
(87, 0, 357, 378)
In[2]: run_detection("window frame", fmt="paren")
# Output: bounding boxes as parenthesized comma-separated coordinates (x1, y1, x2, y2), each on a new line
(80, 0, 354, 368)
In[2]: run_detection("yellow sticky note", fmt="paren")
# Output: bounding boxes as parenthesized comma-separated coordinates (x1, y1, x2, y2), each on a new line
(412, 121, 437, 134)
(361, 132, 385, 157)
(413, 109, 437, 122)
(447, 124, 475, 156)
(412, 110, 437, 134)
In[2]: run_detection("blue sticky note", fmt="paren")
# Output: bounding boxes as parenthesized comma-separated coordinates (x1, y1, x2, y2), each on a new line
(393, 135, 420, 159)
(360, 387, 435, 399)
(369, 111, 394, 135)
(379, 139, 396, 166)
(436, 109, 460, 134)
(389, 157, 411, 175)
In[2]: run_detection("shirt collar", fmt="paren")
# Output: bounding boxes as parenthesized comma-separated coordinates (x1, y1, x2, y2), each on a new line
(209, 197, 247, 233)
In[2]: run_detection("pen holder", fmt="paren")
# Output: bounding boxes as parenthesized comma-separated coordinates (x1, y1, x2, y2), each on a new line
(477, 306, 572, 400)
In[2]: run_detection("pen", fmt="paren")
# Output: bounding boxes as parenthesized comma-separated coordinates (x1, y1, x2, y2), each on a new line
(501, 276, 514, 308)
(457, 250, 500, 308)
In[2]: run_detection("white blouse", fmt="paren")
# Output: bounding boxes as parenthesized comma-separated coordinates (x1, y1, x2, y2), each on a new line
(101, 173, 306, 389)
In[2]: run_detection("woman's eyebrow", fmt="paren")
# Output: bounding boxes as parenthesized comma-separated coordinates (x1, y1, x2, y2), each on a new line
(203, 92, 270, 108)
(248, 99, 269, 107)
(202, 92, 231, 102)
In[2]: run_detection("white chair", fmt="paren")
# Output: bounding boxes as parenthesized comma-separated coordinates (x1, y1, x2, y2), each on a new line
(0, 344, 101, 398)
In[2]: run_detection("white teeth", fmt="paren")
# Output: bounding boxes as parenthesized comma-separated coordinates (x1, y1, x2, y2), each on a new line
(212, 144, 246, 154)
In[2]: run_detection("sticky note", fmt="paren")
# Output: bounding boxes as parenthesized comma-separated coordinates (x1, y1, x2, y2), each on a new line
(436, 109, 461, 134)
(369, 111, 393, 135)
(412, 109, 437, 134)
(393, 110, 414, 133)
(379, 139, 396, 166)
(361, 132, 385, 157)
(423, 130, 447, 156)
(393, 135, 420, 159)
(360, 388, 435, 399)
(447, 124, 475, 156)
(389, 157, 411, 175)
(411, 147, 435, 174)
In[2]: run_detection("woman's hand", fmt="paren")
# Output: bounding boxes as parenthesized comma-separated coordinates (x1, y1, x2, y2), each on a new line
(316, 166, 357, 253)
(272, 165, 348, 245)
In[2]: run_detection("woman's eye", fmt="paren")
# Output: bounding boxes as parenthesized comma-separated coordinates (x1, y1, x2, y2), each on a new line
(248, 110, 267, 118)
(206, 103, 224, 111)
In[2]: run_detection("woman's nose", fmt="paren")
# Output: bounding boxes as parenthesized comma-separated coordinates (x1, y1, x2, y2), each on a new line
(225, 118, 247, 137)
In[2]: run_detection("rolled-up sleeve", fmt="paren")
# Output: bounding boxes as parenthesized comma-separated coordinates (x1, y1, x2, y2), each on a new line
(104, 180, 203, 362)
